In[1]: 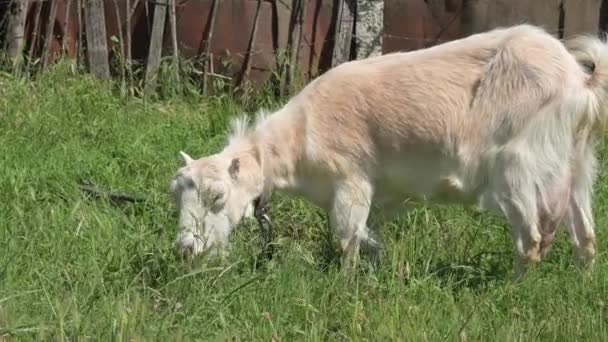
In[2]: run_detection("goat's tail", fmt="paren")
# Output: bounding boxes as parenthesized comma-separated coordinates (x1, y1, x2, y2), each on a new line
(565, 34, 608, 134)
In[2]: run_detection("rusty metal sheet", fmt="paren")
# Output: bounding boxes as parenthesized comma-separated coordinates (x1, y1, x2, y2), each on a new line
(103, 0, 132, 58)
(171, 0, 275, 86)
(26, 0, 80, 63)
(20, 0, 147, 66)
(563, 0, 602, 38)
(383, 0, 464, 54)
(463, 0, 561, 35)
(383, 0, 570, 54)
(300, 0, 336, 78)
(275, 0, 293, 51)
(55, 0, 80, 59)
(170, 0, 335, 86)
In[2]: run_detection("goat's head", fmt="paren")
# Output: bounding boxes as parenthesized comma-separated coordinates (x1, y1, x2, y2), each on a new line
(169, 147, 263, 258)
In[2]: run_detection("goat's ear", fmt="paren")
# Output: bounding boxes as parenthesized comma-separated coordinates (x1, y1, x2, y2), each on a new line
(228, 158, 240, 180)
(179, 151, 194, 165)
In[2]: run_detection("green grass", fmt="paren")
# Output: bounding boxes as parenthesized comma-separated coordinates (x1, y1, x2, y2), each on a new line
(1, 63, 608, 341)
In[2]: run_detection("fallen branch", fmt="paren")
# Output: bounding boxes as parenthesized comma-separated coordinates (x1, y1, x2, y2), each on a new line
(78, 183, 145, 204)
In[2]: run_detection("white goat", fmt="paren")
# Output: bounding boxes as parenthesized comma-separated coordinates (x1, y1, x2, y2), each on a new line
(170, 24, 608, 280)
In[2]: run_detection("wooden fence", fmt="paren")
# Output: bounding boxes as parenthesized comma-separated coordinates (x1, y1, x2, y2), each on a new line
(1, 0, 607, 94)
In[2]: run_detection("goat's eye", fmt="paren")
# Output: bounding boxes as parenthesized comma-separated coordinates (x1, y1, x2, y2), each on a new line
(184, 178, 196, 188)
(212, 193, 222, 203)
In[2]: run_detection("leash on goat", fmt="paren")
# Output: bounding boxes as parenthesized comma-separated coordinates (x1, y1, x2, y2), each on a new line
(253, 197, 274, 259)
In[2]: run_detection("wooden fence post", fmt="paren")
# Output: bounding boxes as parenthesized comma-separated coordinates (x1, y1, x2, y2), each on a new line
(111, 0, 126, 88)
(84, 0, 111, 79)
(563, 0, 602, 38)
(41, 0, 59, 68)
(61, 0, 73, 54)
(286, 0, 307, 93)
(332, 0, 355, 67)
(145, 0, 168, 95)
(169, 0, 179, 84)
(26, 1, 42, 68)
(5, 0, 29, 69)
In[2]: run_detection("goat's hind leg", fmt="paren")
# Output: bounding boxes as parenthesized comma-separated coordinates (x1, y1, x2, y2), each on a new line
(566, 141, 598, 270)
(505, 194, 543, 281)
(489, 154, 543, 281)
(538, 182, 571, 258)
(566, 190, 596, 269)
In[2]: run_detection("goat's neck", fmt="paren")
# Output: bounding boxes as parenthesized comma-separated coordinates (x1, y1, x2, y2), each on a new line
(253, 109, 305, 198)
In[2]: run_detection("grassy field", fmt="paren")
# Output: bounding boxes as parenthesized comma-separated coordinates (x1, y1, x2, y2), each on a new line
(1, 64, 608, 341)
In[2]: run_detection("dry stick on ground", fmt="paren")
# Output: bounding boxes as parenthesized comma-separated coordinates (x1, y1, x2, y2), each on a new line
(240, 0, 263, 89)
(41, 0, 59, 69)
(27, 1, 43, 70)
(202, 0, 220, 95)
(111, 0, 126, 89)
(78, 183, 145, 204)
(144, 0, 168, 96)
(6, 0, 30, 70)
(168, 0, 179, 85)
(61, 0, 73, 54)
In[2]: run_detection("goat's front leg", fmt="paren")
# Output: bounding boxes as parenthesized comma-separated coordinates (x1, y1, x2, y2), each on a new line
(329, 177, 377, 270)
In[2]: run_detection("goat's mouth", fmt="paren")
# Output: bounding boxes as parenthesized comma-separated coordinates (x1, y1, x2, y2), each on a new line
(175, 229, 206, 258)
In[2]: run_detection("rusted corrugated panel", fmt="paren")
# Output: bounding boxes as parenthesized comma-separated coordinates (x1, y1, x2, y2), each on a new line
(383, 0, 584, 54)
(300, 0, 336, 78)
(273, 0, 336, 79)
(170, 0, 335, 85)
(463, 0, 560, 35)
(563, 0, 602, 38)
(103, 0, 153, 63)
(21, 0, 143, 66)
(383, 0, 464, 54)
(170, 0, 275, 86)
(276, 0, 293, 51)
(52, 1, 79, 60)
(103, 0, 131, 58)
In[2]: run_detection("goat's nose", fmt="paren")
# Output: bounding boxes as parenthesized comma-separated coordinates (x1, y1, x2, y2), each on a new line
(176, 229, 205, 258)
